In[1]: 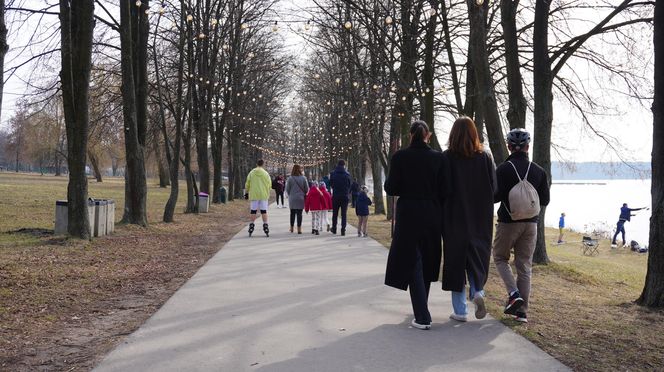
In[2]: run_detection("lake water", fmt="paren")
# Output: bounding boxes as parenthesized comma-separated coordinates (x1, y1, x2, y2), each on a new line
(366, 176, 652, 245)
(544, 179, 651, 245)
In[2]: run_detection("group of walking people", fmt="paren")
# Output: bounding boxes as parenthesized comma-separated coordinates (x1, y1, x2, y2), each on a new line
(385, 118, 549, 329)
(244, 160, 373, 238)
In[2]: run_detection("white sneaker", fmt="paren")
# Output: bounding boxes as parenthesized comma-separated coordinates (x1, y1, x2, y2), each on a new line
(473, 293, 487, 319)
(449, 313, 467, 322)
(410, 318, 431, 330)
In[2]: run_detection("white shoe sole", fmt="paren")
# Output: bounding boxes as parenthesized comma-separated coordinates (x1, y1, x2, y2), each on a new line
(410, 319, 431, 330)
(449, 313, 467, 322)
(473, 295, 487, 319)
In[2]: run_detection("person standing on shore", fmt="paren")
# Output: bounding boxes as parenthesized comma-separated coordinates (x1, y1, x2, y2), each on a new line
(329, 160, 352, 236)
(285, 164, 309, 234)
(244, 159, 272, 237)
(558, 213, 566, 244)
(611, 203, 648, 248)
(384, 121, 445, 330)
(441, 117, 496, 323)
(493, 128, 550, 324)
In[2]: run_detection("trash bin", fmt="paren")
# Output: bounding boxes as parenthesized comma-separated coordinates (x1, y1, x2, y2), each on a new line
(199, 192, 209, 212)
(54, 199, 96, 236)
(105, 199, 115, 234)
(219, 187, 227, 204)
(93, 200, 108, 237)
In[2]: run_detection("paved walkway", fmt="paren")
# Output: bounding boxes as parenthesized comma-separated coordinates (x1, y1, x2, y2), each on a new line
(94, 204, 568, 372)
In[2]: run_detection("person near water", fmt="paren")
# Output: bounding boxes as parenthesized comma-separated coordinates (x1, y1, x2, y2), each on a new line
(272, 175, 286, 208)
(285, 164, 309, 234)
(329, 159, 352, 236)
(492, 128, 550, 324)
(244, 159, 272, 237)
(441, 117, 496, 323)
(355, 185, 372, 237)
(611, 203, 648, 248)
(319, 182, 333, 232)
(350, 179, 360, 207)
(305, 181, 326, 235)
(384, 120, 445, 330)
(558, 213, 566, 244)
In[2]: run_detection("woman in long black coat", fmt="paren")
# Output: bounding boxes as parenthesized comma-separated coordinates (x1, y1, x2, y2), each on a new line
(384, 120, 445, 330)
(441, 117, 496, 322)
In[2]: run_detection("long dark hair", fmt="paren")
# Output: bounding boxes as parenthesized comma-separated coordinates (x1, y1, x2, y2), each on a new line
(291, 164, 303, 176)
(447, 116, 483, 157)
(410, 120, 430, 144)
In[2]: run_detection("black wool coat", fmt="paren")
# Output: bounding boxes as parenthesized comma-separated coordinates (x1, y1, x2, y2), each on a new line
(384, 141, 445, 290)
(441, 150, 497, 292)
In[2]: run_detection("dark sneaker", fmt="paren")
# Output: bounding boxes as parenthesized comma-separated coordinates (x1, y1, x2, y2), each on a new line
(330, 227, 337, 234)
(341, 229, 346, 236)
(504, 291, 524, 315)
(514, 311, 528, 323)
(315, 230, 319, 235)
(410, 318, 431, 330)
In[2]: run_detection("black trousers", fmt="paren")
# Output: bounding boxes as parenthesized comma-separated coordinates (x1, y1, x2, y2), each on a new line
(290, 209, 303, 227)
(276, 192, 284, 206)
(331, 197, 349, 231)
(409, 247, 432, 324)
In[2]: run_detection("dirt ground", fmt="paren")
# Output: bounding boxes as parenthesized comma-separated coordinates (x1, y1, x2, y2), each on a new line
(0, 198, 248, 371)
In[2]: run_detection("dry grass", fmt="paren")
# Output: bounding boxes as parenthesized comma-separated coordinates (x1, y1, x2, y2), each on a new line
(348, 205, 664, 371)
(0, 173, 249, 371)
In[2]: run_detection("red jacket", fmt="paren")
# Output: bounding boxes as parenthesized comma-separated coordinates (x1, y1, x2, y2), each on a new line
(319, 184, 333, 210)
(305, 186, 326, 212)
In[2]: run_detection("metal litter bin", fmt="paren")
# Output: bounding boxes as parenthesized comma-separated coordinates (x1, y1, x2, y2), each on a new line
(54, 199, 95, 236)
(199, 192, 209, 212)
(93, 200, 108, 237)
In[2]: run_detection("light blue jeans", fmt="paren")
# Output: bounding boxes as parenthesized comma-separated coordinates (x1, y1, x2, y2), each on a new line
(451, 274, 484, 316)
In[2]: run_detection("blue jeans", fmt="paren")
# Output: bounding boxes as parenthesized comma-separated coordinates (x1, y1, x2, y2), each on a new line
(612, 220, 626, 245)
(451, 274, 484, 316)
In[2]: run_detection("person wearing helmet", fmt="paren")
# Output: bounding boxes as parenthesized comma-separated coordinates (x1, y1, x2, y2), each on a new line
(492, 128, 550, 323)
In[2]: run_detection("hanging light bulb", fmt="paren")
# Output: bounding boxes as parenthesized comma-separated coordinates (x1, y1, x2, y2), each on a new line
(186, 14, 193, 22)
(428, 8, 437, 17)
(335, 78, 341, 84)
(304, 20, 312, 31)
(241, 22, 249, 30)
(159, 6, 165, 14)
(390, 86, 396, 92)
(248, 52, 255, 58)
(199, 33, 206, 39)
(352, 81, 358, 87)
(314, 73, 321, 79)
(222, 44, 229, 50)
(344, 21, 352, 30)
(211, 19, 218, 26)
(475, 0, 484, 5)
(272, 21, 279, 32)
(135, 0, 142, 7)
(425, 87, 431, 93)
(144, 8, 150, 14)
(385, 16, 393, 25)
(408, 87, 414, 92)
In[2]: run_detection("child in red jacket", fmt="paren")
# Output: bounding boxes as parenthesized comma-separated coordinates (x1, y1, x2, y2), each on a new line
(319, 183, 333, 232)
(305, 181, 326, 235)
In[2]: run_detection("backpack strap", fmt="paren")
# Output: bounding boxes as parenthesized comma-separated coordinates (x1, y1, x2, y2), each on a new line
(507, 160, 531, 181)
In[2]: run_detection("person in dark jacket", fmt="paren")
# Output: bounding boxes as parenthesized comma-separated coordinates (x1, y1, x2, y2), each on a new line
(355, 185, 372, 237)
(442, 117, 496, 322)
(272, 175, 286, 208)
(350, 180, 360, 207)
(611, 203, 648, 247)
(384, 120, 445, 330)
(492, 128, 550, 324)
(329, 159, 352, 235)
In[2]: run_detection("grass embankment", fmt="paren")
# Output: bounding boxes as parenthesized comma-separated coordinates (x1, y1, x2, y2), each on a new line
(347, 207, 664, 371)
(0, 173, 248, 371)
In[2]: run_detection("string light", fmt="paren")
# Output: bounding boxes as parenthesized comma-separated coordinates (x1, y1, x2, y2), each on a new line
(385, 16, 393, 25)
(344, 21, 352, 30)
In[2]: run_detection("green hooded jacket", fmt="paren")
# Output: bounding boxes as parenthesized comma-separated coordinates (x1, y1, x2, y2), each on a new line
(245, 167, 272, 201)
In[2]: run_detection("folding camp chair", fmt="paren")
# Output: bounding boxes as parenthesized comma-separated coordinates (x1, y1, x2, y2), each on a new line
(582, 235, 600, 256)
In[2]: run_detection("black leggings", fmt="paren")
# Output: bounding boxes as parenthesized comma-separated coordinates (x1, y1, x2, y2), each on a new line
(290, 209, 303, 227)
(276, 192, 284, 206)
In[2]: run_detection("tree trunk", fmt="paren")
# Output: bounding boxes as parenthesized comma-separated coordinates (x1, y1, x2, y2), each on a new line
(88, 150, 103, 182)
(501, 0, 527, 130)
(468, 0, 508, 163)
(119, 0, 148, 226)
(0, 0, 8, 118)
(153, 133, 169, 188)
(59, 0, 94, 239)
(637, 1, 664, 308)
(532, 0, 553, 264)
(440, 0, 465, 115)
(420, 0, 441, 151)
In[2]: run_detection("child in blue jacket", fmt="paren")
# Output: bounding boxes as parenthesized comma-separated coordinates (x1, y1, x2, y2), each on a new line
(355, 186, 372, 237)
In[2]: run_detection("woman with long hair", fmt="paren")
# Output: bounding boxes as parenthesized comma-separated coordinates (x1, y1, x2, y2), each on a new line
(442, 116, 496, 322)
(285, 164, 309, 234)
(384, 120, 445, 330)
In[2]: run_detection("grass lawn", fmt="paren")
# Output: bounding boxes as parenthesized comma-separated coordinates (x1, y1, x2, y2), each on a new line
(0, 172, 249, 371)
(347, 206, 664, 371)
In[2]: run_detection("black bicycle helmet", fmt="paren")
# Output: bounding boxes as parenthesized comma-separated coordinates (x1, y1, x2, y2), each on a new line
(506, 128, 531, 148)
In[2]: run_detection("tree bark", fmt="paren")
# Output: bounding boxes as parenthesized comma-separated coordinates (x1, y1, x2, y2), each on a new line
(440, 0, 465, 115)
(119, 0, 148, 226)
(637, 1, 664, 308)
(59, 0, 94, 239)
(153, 133, 169, 188)
(420, 0, 441, 151)
(532, 0, 553, 264)
(88, 150, 103, 182)
(468, 0, 508, 163)
(0, 0, 8, 118)
(501, 0, 527, 129)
